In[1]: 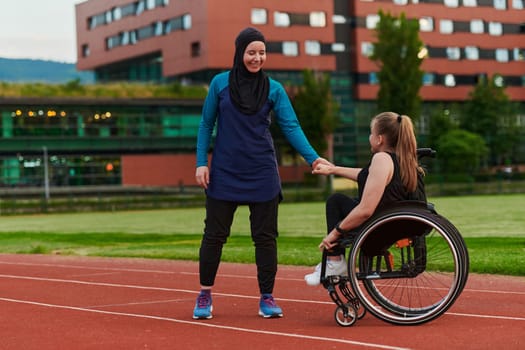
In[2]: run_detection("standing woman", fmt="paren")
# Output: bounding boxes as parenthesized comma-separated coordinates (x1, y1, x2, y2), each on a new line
(193, 27, 330, 319)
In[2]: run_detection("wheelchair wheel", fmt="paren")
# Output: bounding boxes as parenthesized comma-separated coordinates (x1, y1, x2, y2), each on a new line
(334, 304, 358, 327)
(348, 204, 469, 326)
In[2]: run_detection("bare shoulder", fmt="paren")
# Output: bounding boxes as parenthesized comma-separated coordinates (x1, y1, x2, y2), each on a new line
(371, 152, 393, 164)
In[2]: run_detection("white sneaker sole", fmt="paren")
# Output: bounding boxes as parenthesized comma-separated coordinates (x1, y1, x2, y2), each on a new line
(258, 309, 283, 318)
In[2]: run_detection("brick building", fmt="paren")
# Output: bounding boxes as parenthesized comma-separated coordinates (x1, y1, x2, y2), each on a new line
(73, 0, 524, 184)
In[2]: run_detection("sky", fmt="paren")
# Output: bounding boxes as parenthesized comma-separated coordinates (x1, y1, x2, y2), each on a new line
(0, 0, 85, 63)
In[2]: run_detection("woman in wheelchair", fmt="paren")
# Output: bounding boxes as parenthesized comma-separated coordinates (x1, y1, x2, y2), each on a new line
(305, 111, 426, 286)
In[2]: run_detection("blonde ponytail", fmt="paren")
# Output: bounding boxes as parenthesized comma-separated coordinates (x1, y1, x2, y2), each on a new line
(373, 112, 424, 192)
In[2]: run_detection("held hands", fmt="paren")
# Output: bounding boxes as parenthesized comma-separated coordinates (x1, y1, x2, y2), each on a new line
(195, 166, 209, 189)
(311, 157, 335, 175)
(319, 229, 341, 251)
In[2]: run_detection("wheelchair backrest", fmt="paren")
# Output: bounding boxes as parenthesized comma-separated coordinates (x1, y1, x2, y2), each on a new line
(360, 201, 434, 256)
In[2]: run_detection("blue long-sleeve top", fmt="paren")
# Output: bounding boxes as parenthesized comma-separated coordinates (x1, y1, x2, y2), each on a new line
(196, 71, 320, 202)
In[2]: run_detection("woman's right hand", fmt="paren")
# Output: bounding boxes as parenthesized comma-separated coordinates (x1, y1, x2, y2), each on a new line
(195, 166, 209, 189)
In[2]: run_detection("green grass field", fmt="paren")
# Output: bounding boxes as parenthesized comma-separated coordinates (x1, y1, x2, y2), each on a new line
(0, 194, 523, 275)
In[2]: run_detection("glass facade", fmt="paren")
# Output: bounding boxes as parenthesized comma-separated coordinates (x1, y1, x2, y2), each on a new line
(0, 99, 202, 187)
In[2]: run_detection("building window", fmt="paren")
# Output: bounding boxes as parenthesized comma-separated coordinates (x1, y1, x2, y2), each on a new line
(493, 75, 504, 87)
(465, 46, 479, 60)
(495, 49, 509, 62)
(494, 0, 506, 9)
(251, 8, 267, 25)
(164, 21, 172, 34)
(444, 74, 456, 87)
(423, 73, 435, 86)
(419, 17, 433, 32)
(513, 0, 524, 9)
(274, 12, 290, 27)
(331, 43, 346, 52)
(164, 14, 191, 32)
(369, 72, 378, 85)
(393, 0, 408, 5)
(463, 0, 477, 6)
(146, 0, 155, 10)
(282, 41, 298, 56)
(130, 30, 138, 45)
(154, 21, 163, 36)
(366, 14, 380, 29)
(81, 44, 90, 57)
(446, 47, 461, 60)
(88, 14, 106, 29)
(488, 22, 503, 36)
(309, 12, 326, 27)
(121, 3, 136, 17)
(112, 7, 122, 21)
(191, 42, 201, 57)
(136, 0, 145, 15)
(106, 37, 115, 50)
(361, 42, 374, 57)
(513, 48, 524, 61)
(120, 31, 130, 45)
(332, 15, 347, 24)
(305, 40, 321, 56)
(182, 14, 192, 30)
(444, 0, 458, 8)
(137, 25, 154, 41)
(105, 10, 112, 24)
(439, 19, 453, 34)
(470, 19, 484, 34)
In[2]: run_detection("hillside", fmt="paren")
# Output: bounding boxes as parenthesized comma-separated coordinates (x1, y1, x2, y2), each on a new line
(0, 57, 93, 84)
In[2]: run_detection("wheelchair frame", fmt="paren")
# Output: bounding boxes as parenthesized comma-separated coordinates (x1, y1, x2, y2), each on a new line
(319, 149, 469, 327)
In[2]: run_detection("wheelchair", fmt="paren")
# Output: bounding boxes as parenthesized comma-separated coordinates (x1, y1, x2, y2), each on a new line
(318, 148, 469, 326)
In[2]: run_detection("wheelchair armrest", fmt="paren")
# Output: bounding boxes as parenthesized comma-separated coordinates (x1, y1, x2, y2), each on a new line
(336, 231, 358, 247)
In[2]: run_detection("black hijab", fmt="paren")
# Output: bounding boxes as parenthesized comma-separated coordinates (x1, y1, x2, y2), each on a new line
(228, 27, 270, 115)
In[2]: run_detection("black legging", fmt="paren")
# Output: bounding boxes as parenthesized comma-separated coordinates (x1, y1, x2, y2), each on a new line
(198, 195, 279, 294)
(325, 193, 359, 257)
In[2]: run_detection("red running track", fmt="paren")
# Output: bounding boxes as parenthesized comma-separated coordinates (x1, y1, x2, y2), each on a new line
(0, 254, 524, 349)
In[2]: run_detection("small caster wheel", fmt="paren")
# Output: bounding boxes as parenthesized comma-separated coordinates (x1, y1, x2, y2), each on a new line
(334, 304, 357, 327)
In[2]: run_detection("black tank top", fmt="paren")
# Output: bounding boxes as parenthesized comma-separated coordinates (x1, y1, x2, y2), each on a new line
(357, 152, 426, 210)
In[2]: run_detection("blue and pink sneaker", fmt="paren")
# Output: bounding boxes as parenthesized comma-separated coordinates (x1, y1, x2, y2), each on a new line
(193, 290, 213, 319)
(258, 294, 283, 318)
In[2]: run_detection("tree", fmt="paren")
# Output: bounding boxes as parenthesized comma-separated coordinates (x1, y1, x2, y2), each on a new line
(437, 129, 488, 175)
(460, 75, 519, 166)
(370, 10, 425, 120)
(293, 69, 339, 158)
(427, 105, 461, 150)
(270, 70, 338, 188)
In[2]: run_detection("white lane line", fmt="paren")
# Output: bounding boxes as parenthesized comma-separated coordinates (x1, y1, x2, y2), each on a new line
(1, 259, 524, 296)
(0, 260, 179, 275)
(446, 312, 525, 321)
(0, 297, 410, 350)
(83, 298, 194, 309)
(70, 272, 121, 278)
(1, 273, 524, 321)
(0, 273, 332, 305)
